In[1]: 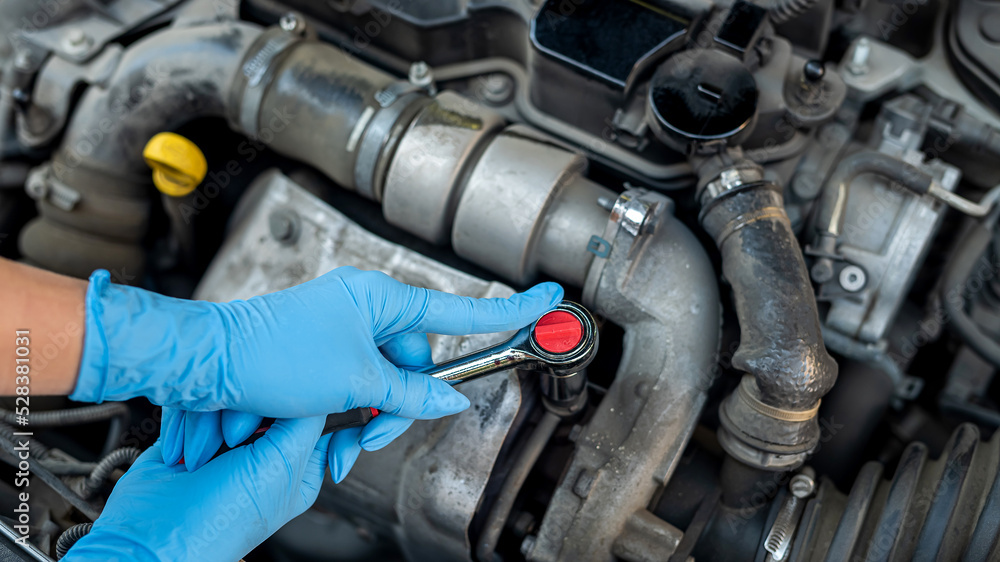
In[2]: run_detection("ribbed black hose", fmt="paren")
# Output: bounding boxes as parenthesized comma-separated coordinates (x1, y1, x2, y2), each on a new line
(941, 219, 1000, 367)
(0, 421, 49, 459)
(55, 523, 92, 559)
(0, 402, 129, 428)
(768, 0, 823, 24)
(76, 447, 141, 499)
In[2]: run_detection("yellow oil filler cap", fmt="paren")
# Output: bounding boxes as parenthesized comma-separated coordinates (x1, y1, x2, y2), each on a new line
(143, 132, 207, 197)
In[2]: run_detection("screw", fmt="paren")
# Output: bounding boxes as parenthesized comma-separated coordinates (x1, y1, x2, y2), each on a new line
(279, 12, 305, 35)
(520, 535, 537, 557)
(597, 195, 616, 211)
(810, 259, 835, 284)
(478, 73, 513, 105)
(847, 37, 871, 76)
(408, 61, 433, 89)
(268, 210, 300, 245)
(63, 28, 92, 55)
(790, 467, 816, 498)
(13, 50, 33, 71)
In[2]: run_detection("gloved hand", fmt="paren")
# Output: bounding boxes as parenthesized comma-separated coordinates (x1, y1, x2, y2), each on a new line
(76, 265, 562, 470)
(162, 330, 437, 474)
(74, 266, 562, 418)
(63, 416, 332, 562)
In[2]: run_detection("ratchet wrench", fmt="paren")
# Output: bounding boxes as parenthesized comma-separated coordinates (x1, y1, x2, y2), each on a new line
(201, 301, 598, 461)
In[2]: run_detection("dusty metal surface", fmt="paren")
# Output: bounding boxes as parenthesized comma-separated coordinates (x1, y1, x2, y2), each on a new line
(195, 170, 526, 562)
(528, 189, 721, 561)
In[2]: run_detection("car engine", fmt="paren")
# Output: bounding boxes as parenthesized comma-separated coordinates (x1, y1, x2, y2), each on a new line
(2, 0, 1000, 560)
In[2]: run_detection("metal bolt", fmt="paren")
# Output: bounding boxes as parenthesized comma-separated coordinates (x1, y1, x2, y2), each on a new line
(478, 73, 514, 105)
(269, 210, 300, 245)
(279, 12, 305, 35)
(597, 195, 616, 211)
(810, 259, 835, 284)
(408, 61, 433, 89)
(839, 265, 866, 292)
(511, 511, 536, 538)
(13, 50, 33, 71)
(520, 535, 537, 557)
(790, 467, 816, 498)
(63, 28, 92, 55)
(847, 37, 871, 76)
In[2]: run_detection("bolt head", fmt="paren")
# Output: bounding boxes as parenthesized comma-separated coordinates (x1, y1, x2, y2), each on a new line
(13, 51, 33, 71)
(268, 210, 300, 244)
(279, 13, 303, 34)
(408, 61, 432, 87)
(62, 28, 92, 55)
(520, 536, 537, 557)
(790, 473, 815, 498)
(810, 260, 835, 284)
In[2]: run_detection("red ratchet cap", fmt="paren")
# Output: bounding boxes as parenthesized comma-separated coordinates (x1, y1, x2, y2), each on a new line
(533, 310, 585, 354)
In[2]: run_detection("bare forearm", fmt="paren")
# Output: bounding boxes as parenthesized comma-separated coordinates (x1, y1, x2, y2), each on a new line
(0, 257, 86, 396)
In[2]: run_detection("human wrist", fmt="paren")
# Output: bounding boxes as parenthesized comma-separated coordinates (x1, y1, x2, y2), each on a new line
(72, 270, 233, 410)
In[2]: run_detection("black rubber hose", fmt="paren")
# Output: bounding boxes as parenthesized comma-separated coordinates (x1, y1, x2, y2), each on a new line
(101, 414, 126, 458)
(0, 402, 129, 428)
(941, 220, 1000, 367)
(55, 523, 92, 559)
(76, 447, 141, 499)
(0, 421, 49, 460)
(768, 0, 823, 24)
(476, 411, 560, 562)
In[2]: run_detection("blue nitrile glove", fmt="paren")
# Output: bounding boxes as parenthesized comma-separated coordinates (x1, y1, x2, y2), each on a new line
(84, 265, 562, 470)
(73, 266, 562, 418)
(164, 331, 436, 475)
(63, 416, 331, 562)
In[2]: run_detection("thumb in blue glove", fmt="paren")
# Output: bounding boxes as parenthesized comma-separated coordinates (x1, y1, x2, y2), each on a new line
(64, 416, 332, 561)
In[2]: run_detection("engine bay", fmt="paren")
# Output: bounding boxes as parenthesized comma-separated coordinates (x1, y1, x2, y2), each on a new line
(3, 0, 1000, 560)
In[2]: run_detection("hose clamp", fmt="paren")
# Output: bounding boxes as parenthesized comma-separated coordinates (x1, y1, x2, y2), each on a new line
(230, 28, 301, 137)
(737, 376, 820, 423)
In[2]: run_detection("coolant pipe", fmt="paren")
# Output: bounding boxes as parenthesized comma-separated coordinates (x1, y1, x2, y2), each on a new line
(695, 153, 838, 471)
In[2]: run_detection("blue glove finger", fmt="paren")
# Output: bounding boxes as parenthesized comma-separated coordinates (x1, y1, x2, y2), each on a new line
(250, 416, 330, 513)
(328, 426, 364, 484)
(340, 268, 563, 340)
(301, 432, 334, 500)
(366, 334, 433, 451)
(359, 414, 414, 451)
(374, 355, 471, 419)
(183, 410, 224, 472)
(379, 332, 434, 371)
(221, 410, 264, 448)
(160, 407, 185, 466)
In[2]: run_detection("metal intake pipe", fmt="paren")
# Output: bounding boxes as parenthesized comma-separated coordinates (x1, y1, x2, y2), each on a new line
(528, 189, 722, 561)
(23, 18, 613, 286)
